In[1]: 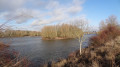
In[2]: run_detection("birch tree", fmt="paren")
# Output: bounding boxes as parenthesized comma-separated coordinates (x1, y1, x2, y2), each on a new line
(72, 19, 89, 55)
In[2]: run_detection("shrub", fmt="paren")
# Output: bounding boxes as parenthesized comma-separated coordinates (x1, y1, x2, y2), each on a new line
(0, 42, 9, 50)
(0, 43, 30, 67)
(90, 16, 120, 46)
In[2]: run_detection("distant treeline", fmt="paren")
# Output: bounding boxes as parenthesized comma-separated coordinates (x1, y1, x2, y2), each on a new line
(0, 30, 41, 38)
(41, 24, 83, 39)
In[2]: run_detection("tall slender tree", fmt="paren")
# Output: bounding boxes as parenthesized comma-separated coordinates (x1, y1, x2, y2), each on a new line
(72, 19, 89, 55)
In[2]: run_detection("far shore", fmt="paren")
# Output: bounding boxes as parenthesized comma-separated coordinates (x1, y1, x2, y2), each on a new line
(0, 36, 41, 38)
(42, 37, 73, 40)
(42, 34, 96, 40)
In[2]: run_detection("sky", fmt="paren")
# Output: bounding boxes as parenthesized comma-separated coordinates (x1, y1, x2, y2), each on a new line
(0, 0, 120, 31)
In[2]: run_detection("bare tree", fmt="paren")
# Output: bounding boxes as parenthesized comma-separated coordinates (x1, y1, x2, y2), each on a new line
(72, 19, 89, 55)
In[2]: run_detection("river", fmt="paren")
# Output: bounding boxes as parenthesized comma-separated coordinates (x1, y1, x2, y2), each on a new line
(0, 34, 95, 67)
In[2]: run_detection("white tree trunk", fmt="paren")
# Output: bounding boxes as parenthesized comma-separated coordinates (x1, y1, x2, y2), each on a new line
(79, 37, 83, 55)
(80, 42, 82, 55)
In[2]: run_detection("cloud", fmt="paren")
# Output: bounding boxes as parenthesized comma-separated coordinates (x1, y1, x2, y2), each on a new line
(73, 0, 85, 5)
(67, 6, 82, 14)
(0, 0, 25, 12)
(46, 1, 60, 9)
(31, 0, 85, 26)
(0, 0, 86, 30)
(32, 14, 69, 25)
(1, 8, 42, 24)
(0, 0, 32, 24)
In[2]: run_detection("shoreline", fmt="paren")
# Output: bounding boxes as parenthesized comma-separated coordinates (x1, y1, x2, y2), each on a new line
(43, 36, 120, 67)
(42, 37, 74, 40)
(0, 36, 41, 38)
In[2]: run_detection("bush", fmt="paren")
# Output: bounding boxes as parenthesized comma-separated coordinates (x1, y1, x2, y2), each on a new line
(0, 43, 30, 67)
(90, 16, 120, 47)
(0, 42, 9, 50)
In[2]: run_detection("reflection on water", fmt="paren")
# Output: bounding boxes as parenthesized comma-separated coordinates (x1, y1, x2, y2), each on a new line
(0, 34, 95, 67)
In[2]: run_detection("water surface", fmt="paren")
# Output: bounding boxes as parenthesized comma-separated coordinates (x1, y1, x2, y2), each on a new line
(0, 34, 95, 67)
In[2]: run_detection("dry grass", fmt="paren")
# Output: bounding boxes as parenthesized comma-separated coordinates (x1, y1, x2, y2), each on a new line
(0, 42, 9, 51)
(0, 43, 30, 67)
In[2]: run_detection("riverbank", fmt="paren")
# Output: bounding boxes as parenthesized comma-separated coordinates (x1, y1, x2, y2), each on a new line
(42, 37, 73, 40)
(0, 30, 41, 38)
(42, 34, 96, 40)
(44, 36, 120, 67)
(0, 42, 30, 67)
(0, 42, 9, 50)
(0, 36, 41, 39)
(0, 35, 41, 38)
